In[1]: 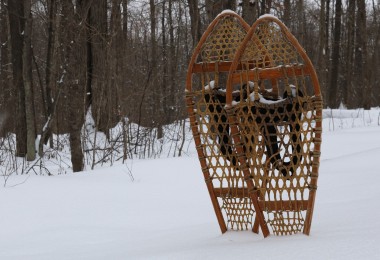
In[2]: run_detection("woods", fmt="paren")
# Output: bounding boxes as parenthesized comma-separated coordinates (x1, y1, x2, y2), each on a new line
(0, 0, 380, 173)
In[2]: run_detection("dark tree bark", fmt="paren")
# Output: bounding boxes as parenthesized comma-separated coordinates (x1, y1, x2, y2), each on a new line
(57, 0, 89, 172)
(149, 0, 164, 138)
(0, 0, 12, 137)
(317, 0, 326, 93)
(242, 0, 257, 25)
(168, 0, 177, 120)
(188, 0, 202, 47)
(38, 0, 61, 157)
(8, 0, 27, 157)
(343, 0, 356, 107)
(161, 0, 168, 125)
(40, 0, 58, 148)
(261, 0, 272, 15)
(110, 0, 123, 106)
(283, 0, 291, 26)
(354, 0, 369, 109)
(122, 0, 128, 37)
(296, 0, 306, 45)
(45, 0, 57, 120)
(206, 0, 236, 24)
(89, 0, 119, 134)
(370, 0, 380, 106)
(23, 0, 36, 161)
(120, 0, 129, 118)
(328, 0, 342, 108)
(325, 0, 330, 103)
(150, 0, 156, 76)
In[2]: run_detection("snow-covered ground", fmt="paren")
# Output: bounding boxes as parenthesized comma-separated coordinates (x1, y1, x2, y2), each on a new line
(1, 108, 380, 259)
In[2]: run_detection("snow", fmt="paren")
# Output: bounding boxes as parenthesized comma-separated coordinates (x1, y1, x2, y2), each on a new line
(217, 9, 238, 17)
(254, 93, 283, 104)
(42, 116, 51, 132)
(258, 14, 288, 28)
(259, 14, 279, 20)
(204, 80, 216, 90)
(246, 83, 296, 104)
(1, 109, 380, 259)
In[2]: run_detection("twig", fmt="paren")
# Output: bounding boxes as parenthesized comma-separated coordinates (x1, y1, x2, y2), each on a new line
(125, 160, 134, 182)
(4, 175, 30, 188)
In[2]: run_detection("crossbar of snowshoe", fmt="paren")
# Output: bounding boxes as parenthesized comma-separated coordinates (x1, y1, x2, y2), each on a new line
(193, 62, 311, 86)
(229, 64, 311, 85)
(191, 60, 268, 73)
(214, 188, 309, 211)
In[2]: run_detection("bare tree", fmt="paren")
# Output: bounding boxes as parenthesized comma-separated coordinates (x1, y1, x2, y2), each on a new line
(8, 0, 27, 157)
(89, 0, 119, 135)
(188, 0, 202, 46)
(343, 0, 356, 107)
(328, 0, 342, 108)
(58, 0, 89, 172)
(23, 0, 36, 161)
(355, 0, 370, 109)
(282, 0, 291, 26)
(369, 0, 380, 105)
(0, 0, 12, 137)
(40, 0, 59, 149)
(206, 0, 236, 23)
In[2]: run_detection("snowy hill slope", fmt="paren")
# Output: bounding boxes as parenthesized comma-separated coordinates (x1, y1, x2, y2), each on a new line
(1, 109, 380, 259)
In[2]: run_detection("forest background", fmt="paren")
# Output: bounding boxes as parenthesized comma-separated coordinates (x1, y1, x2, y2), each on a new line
(0, 0, 379, 173)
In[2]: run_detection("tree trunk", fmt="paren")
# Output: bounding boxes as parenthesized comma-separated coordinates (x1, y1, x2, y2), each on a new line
(353, 0, 369, 108)
(23, 0, 36, 161)
(122, 0, 128, 38)
(343, 0, 355, 107)
(45, 0, 57, 119)
(69, 127, 84, 172)
(41, 0, 58, 147)
(149, 0, 163, 138)
(59, 0, 89, 172)
(168, 0, 177, 120)
(294, 0, 306, 46)
(109, 0, 122, 138)
(89, 0, 117, 133)
(206, 0, 236, 24)
(242, 0, 257, 25)
(8, 0, 27, 157)
(328, 0, 342, 108)
(283, 0, 291, 26)
(355, 0, 369, 109)
(150, 0, 156, 81)
(370, 0, 380, 106)
(317, 0, 326, 96)
(320, 0, 330, 106)
(161, 0, 168, 125)
(187, 0, 202, 47)
(0, 0, 12, 137)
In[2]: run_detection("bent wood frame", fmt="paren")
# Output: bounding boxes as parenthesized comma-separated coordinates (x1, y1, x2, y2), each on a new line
(226, 16, 322, 235)
(185, 12, 270, 237)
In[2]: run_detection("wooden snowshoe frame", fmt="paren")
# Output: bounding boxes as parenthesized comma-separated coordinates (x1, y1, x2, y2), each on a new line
(185, 11, 269, 236)
(186, 13, 322, 237)
(225, 15, 322, 236)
